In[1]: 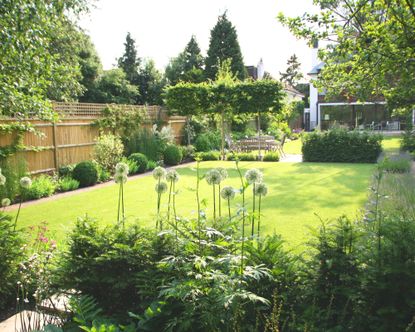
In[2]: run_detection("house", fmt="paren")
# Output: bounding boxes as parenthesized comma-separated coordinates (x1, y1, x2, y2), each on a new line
(305, 42, 407, 131)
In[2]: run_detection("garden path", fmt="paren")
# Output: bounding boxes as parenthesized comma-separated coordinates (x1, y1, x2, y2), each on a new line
(280, 154, 302, 162)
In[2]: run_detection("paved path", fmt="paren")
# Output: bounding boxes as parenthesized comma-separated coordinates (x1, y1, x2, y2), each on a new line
(280, 154, 303, 162)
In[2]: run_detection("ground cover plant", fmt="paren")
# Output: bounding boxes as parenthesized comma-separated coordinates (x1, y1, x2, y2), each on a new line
(10, 161, 374, 248)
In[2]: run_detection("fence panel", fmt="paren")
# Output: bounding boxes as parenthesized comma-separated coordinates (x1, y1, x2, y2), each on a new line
(0, 102, 185, 174)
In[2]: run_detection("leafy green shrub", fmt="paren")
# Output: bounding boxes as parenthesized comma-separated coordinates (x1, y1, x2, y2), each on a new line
(93, 134, 124, 173)
(73, 161, 99, 187)
(378, 155, 411, 173)
(263, 152, 280, 162)
(401, 130, 415, 152)
(194, 131, 221, 152)
(147, 160, 157, 170)
(128, 153, 149, 173)
(0, 215, 24, 310)
(55, 217, 171, 318)
(180, 145, 195, 161)
(23, 175, 56, 200)
(58, 177, 80, 192)
(227, 152, 257, 161)
(0, 157, 27, 202)
(163, 145, 183, 166)
(121, 157, 138, 175)
(302, 129, 383, 163)
(58, 164, 76, 178)
(94, 161, 111, 183)
(196, 151, 221, 161)
(125, 128, 166, 162)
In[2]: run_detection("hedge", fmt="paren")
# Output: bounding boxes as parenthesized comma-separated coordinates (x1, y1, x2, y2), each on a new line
(302, 130, 383, 163)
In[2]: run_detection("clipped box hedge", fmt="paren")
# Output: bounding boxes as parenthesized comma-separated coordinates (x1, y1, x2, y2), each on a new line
(302, 130, 383, 163)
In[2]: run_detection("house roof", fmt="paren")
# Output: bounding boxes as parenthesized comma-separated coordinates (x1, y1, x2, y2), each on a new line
(283, 83, 305, 98)
(308, 62, 325, 75)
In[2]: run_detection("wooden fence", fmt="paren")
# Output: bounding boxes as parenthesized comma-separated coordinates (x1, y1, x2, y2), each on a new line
(0, 102, 186, 174)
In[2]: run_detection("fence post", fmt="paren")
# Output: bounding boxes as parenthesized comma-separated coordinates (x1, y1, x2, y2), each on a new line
(52, 121, 59, 171)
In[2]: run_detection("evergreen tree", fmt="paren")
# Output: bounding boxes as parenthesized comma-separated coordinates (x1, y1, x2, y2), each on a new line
(137, 59, 165, 105)
(205, 12, 247, 80)
(118, 32, 141, 84)
(279, 54, 303, 87)
(165, 35, 204, 85)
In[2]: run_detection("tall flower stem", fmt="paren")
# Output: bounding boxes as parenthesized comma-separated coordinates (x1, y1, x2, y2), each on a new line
(167, 180, 173, 222)
(235, 161, 246, 274)
(117, 183, 121, 224)
(156, 178, 161, 230)
(257, 195, 261, 237)
(14, 196, 23, 231)
(213, 184, 216, 222)
(196, 160, 202, 252)
(121, 182, 125, 227)
(218, 183, 222, 217)
(227, 197, 231, 220)
(173, 181, 178, 240)
(251, 183, 256, 237)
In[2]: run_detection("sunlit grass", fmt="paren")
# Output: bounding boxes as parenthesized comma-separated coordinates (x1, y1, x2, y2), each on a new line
(11, 161, 374, 250)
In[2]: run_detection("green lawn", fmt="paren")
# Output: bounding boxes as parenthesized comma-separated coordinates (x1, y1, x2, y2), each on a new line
(382, 136, 401, 153)
(12, 161, 374, 250)
(284, 139, 302, 154)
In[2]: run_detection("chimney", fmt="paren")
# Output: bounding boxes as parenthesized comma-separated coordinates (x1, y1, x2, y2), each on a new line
(257, 58, 264, 80)
(311, 39, 319, 67)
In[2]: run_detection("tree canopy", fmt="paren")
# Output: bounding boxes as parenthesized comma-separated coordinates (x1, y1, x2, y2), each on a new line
(118, 32, 141, 85)
(205, 13, 247, 81)
(279, 54, 303, 87)
(0, 0, 89, 119)
(278, 0, 415, 110)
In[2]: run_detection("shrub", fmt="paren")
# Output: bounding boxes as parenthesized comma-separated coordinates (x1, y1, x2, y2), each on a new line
(58, 164, 76, 178)
(401, 130, 415, 152)
(302, 129, 383, 163)
(0, 157, 27, 202)
(181, 145, 195, 160)
(194, 131, 221, 152)
(23, 175, 56, 200)
(125, 128, 167, 162)
(58, 177, 80, 192)
(128, 153, 149, 173)
(0, 215, 24, 310)
(147, 160, 157, 170)
(73, 161, 99, 187)
(94, 161, 111, 183)
(93, 134, 124, 173)
(227, 152, 257, 161)
(263, 152, 280, 162)
(163, 145, 183, 166)
(121, 157, 138, 175)
(196, 151, 221, 161)
(378, 155, 411, 173)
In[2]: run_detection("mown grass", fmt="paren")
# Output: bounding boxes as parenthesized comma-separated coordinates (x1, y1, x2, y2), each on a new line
(11, 161, 374, 249)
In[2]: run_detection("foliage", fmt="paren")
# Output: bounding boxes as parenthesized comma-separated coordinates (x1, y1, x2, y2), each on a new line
(58, 164, 76, 178)
(180, 145, 195, 161)
(205, 12, 247, 80)
(147, 160, 157, 170)
(136, 59, 165, 105)
(165, 35, 205, 85)
(23, 175, 56, 200)
(117, 32, 141, 86)
(73, 161, 99, 187)
(128, 153, 148, 174)
(125, 128, 161, 161)
(93, 134, 124, 173)
(163, 145, 183, 166)
(94, 105, 144, 138)
(194, 131, 222, 152)
(278, 0, 415, 110)
(93, 69, 138, 104)
(195, 151, 221, 161)
(263, 153, 280, 162)
(378, 155, 411, 173)
(0, 157, 28, 202)
(302, 130, 383, 163)
(57, 177, 80, 192)
(279, 54, 303, 87)
(0, 0, 88, 119)
(401, 130, 415, 152)
(0, 215, 24, 310)
(227, 152, 257, 161)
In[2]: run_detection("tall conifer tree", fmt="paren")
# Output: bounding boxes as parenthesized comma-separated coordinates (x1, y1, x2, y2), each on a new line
(118, 32, 141, 84)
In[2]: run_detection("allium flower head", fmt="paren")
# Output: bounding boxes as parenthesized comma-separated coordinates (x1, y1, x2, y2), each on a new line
(244, 169, 263, 184)
(20, 177, 32, 189)
(153, 166, 166, 180)
(205, 169, 222, 185)
(115, 162, 129, 175)
(254, 183, 268, 197)
(114, 173, 127, 184)
(221, 186, 235, 200)
(166, 170, 179, 183)
(1, 198, 11, 207)
(0, 174, 6, 186)
(217, 167, 228, 181)
(155, 181, 168, 194)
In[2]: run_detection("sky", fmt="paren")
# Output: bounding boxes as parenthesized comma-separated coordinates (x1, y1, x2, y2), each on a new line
(79, 0, 318, 80)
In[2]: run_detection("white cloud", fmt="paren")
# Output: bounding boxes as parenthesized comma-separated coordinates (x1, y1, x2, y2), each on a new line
(79, 0, 318, 79)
